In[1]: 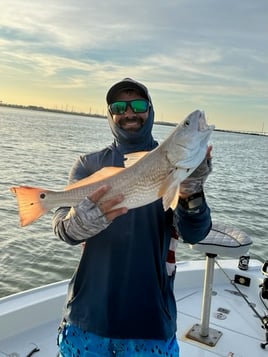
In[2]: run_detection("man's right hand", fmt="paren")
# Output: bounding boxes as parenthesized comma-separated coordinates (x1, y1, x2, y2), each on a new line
(89, 185, 128, 222)
(63, 185, 128, 241)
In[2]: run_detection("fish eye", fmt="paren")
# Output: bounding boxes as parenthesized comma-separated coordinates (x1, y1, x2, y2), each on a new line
(184, 119, 190, 127)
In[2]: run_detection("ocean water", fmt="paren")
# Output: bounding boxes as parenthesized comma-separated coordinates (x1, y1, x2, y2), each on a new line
(0, 106, 267, 298)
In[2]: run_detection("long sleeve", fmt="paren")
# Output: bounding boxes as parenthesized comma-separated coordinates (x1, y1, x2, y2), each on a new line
(174, 200, 212, 244)
(53, 207, 79, 245)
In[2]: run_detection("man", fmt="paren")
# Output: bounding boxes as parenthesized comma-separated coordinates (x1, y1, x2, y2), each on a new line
(53, 78, 212, 356)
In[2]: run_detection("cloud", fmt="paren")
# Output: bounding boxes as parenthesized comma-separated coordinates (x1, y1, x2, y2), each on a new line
(0, 0, 267, 130)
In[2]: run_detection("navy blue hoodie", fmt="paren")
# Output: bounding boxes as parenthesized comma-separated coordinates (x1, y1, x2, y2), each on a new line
(53, 79, 212, 339)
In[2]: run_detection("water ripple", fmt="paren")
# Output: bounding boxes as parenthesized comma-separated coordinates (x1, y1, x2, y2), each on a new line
(0, 106, 267, 297)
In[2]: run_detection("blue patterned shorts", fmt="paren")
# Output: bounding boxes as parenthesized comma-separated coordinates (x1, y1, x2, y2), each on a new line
(58, 323, 179, 357)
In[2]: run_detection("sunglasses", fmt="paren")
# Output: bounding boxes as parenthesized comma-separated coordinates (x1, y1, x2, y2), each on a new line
(109, 99, 150, 115)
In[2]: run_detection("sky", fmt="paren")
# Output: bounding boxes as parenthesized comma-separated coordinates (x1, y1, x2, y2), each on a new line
(0, 0, 267, 132)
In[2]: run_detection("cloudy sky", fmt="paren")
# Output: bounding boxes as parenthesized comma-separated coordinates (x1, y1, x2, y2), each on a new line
(0, 0, 267, 132)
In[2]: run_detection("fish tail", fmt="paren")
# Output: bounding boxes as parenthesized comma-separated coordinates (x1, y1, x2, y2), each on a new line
(10, 186, 51, 227)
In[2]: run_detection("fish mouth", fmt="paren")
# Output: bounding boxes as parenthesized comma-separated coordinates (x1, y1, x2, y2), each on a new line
(198, 110, 215, 132)
(174, 110, 214, 152)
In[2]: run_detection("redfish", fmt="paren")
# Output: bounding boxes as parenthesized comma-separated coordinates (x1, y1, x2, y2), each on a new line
(11, 110, 214, 226)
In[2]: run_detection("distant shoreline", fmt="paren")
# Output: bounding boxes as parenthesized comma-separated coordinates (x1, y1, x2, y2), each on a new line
(0, 103, 266, 137)
(0, 102, 104, 119)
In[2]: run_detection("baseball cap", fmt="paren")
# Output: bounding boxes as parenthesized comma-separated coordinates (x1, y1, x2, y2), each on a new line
(106, 78, 150, 104)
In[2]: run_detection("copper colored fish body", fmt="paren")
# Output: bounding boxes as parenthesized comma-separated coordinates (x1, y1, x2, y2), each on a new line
(11, 110, 214, 226)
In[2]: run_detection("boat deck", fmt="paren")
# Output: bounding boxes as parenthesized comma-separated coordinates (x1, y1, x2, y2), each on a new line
(1, 319, 60, 356)
(176, 259, 267, 356)
(0, 281, 65, 357)
(0, 260, 267, 356)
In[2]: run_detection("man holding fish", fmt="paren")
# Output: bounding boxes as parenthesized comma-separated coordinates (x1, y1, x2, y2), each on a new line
(52, 78, 213, 356)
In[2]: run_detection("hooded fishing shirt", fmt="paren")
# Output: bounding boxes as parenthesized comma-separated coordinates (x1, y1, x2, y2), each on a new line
(53, 96, 212, 340)
(53, 148, 211, 339)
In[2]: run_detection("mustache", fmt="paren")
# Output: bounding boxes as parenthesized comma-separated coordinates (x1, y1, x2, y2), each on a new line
(118, 116, 145, 127)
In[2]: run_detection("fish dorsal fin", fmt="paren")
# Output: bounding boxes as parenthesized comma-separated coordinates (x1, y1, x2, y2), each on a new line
(124, 151, 149, 168)
(65, 167, 125, 190)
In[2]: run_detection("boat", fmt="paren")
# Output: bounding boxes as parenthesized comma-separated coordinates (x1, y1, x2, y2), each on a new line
(1, 223, 268, 357)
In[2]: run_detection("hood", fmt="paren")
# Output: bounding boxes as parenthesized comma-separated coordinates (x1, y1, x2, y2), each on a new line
(106, 78, 158, 154)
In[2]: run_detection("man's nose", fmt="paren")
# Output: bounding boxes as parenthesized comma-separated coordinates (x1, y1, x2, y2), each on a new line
(124, 103, 135, 115)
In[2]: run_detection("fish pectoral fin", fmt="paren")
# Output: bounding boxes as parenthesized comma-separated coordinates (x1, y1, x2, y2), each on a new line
(158, 173, 180, 211)
(163, 186, 180, 211)
(124, 151, 149, 168)
(65, 167, 125, 190)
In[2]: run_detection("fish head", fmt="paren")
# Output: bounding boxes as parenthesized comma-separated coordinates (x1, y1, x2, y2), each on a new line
(166, 110, 214, 173)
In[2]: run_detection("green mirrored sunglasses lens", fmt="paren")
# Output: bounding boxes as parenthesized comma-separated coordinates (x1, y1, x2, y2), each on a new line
(130, 100, 148, 113)
(110, 102, 127, 114)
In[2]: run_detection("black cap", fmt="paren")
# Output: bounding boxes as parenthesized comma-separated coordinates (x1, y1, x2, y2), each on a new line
(106, 78, 150, 104)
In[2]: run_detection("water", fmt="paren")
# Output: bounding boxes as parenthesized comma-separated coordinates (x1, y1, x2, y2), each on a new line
(0, 106, 267, 298)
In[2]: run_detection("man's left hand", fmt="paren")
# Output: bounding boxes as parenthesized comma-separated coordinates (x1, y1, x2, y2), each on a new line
(179, 146, 212, 198)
